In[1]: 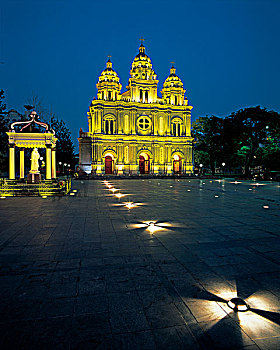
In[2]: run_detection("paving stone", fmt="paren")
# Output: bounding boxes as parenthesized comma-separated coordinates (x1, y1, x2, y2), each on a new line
(0, 178, 280, 349)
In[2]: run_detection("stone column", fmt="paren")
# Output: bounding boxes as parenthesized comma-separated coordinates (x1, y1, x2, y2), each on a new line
(167, 112, 171, 135)
(153, 143, 159, 174)
(116, 142, 124, 174)
(51, 147, 56, 179)
(166, 144, 172, 174)
(130, 142, 137, 174)
(96, 142, 103, 174)
(20, 148, 25, 179)
(97, 109, 102, 133)
(88, 116, 92, 133)
(9, 144, 15, 180)
(46, 145, 52, 180)
(131, 109, 137, 134)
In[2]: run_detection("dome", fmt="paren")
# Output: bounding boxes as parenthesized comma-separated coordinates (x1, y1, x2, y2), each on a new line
(130, 43, 156, 80)
(163, 66, 184, 89)
(132, 43, 152, 66)
(98, 58, 121, 84)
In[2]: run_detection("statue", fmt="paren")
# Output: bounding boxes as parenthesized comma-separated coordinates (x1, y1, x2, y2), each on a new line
(30, 148, 40, 173)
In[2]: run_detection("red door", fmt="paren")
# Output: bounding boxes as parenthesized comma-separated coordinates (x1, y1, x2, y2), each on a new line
(139, 156, 145, 174)
(105, 156, 113, 174)
(173, 160, 182, 174)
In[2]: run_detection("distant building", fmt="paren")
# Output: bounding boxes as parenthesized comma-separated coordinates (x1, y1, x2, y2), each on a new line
(79, 43, 193, 175)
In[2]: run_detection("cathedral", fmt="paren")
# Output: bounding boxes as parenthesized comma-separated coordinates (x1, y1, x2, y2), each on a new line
(78, 42, 193, 175)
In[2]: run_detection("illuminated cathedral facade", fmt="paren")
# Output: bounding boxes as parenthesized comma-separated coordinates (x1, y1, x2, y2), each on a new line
(78, 43, 193, 175)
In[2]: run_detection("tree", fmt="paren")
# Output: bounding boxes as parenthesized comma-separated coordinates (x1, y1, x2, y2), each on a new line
(192, 116, 224, 174)
(50, 115, 75, 168)
(231, 106, 280, 175)
(192, 107, 280, 177)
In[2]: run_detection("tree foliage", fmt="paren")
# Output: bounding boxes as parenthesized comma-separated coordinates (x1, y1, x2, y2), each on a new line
(192, 106, 280, 176)
(50, 115, 75, 167)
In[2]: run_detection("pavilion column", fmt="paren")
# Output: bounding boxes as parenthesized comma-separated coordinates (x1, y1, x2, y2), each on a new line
(20, 148, 25, 179)
(46, 145, 52, 180)
(9, 144, 15, 180)
(51, 147, 56, 179)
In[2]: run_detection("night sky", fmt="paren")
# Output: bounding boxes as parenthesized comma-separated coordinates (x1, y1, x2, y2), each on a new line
(2, 0, 280, 150)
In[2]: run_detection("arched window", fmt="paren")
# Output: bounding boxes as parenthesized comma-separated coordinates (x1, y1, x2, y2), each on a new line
(175, 96, 177, 105)
(145, 91, 149, 103)
(171, 118, 183, 136)
(104, 115, 116, 134)
(139, 89, 142, 102)
(105, 120, 109, 134)
(173, 123, 176, 136)
(108, 91, 112, 101)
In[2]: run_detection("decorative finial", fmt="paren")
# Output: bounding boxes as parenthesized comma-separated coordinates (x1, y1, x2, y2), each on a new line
(170, 62, 176, 74)
(139, 38, 145, 53)
(106, 56, 112, 68)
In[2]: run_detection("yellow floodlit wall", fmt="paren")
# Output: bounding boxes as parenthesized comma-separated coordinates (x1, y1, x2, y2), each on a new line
(79, 43, 193, 175)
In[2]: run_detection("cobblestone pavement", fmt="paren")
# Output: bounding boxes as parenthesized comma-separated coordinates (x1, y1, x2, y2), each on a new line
(0, 178, 280, 349)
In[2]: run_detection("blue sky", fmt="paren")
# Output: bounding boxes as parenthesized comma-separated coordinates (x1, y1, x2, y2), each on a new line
(2, 0, 280, 150)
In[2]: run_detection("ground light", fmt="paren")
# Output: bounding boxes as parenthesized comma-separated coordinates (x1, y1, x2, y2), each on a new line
(146, 221, 160, 233)
(115, 193, 126, 199)
(109, 188, 119, 193)
(41, 195, 48, 199)
(124, 202, 137, 209)
(227, 297, 249, 312)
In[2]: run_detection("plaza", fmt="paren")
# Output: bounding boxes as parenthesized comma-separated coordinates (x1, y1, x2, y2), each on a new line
(0, 178, 280, 349)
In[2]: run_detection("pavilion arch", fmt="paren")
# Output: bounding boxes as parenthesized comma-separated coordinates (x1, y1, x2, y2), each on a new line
(6, 110, 57, 181)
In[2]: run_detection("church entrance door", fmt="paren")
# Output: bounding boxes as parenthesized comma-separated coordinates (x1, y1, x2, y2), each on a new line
(173, 155, 182, 174)
(139, 155, 150, 174)
(105, 156, 113, 174)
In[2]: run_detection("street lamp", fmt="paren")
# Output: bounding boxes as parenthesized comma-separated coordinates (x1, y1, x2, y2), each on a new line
(199, 163, 203, 176)
(222, 162, 225, 176)
(62, 163, 67, 174)
(58, 162, 62, 175)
